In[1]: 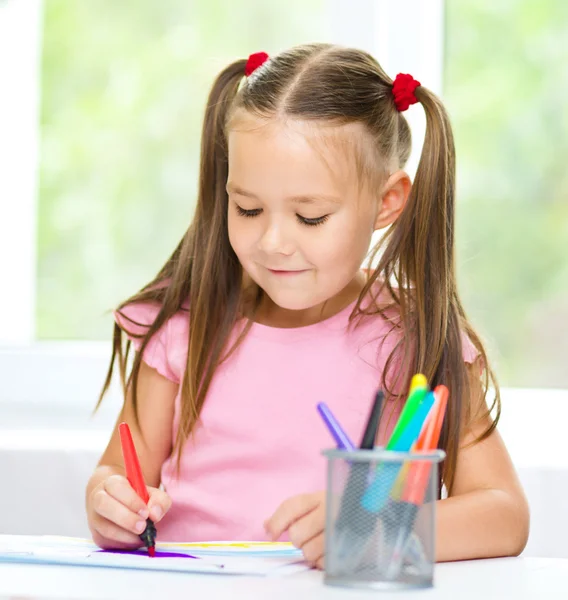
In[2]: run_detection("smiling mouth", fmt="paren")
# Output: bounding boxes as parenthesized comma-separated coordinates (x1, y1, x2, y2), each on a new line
(266, 268, 308, 275)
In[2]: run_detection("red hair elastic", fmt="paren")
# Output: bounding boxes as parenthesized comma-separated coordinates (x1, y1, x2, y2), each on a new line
(392, 73, 421, 112)
(245, 52, 270, 77)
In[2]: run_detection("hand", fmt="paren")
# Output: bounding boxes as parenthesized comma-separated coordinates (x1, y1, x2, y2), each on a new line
(265, 492, 326, 570)
(87, 473, 172, 550)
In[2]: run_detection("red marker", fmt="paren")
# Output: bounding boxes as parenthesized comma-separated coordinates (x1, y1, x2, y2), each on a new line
(119, 422, 156, 557)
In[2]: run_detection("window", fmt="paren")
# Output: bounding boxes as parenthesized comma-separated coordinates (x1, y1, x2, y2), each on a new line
(37, 0, 332, 341)
(446, 0, 568, 388)
(1, 0, 565, 431)
(3, 0, 445, 425)
(32, 0, 445, 343)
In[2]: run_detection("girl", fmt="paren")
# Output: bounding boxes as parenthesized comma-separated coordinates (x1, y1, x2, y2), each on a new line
(86, 44, 529, 569)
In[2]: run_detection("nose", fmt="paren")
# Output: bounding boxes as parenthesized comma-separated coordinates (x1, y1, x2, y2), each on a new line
(258, 219, 295, 256)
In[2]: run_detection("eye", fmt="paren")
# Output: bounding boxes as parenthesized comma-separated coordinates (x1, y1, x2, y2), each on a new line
(235, 205, 262, 218)
(297, 214, 330, 227)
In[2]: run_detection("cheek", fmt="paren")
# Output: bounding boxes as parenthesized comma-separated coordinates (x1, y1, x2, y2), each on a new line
(227, 213, 251, 258)
(310, 215, 373, 266)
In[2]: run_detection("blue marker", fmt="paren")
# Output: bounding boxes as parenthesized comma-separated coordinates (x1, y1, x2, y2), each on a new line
(360, 391, 436, 513)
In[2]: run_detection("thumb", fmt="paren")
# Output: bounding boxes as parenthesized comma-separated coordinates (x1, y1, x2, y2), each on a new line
(146, 487, 172, 523)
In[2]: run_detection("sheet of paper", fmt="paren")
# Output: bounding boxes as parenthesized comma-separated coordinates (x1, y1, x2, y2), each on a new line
(0, 535, 307, 576)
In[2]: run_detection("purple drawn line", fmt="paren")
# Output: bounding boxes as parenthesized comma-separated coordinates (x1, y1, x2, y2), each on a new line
(97, 549, 199, 559)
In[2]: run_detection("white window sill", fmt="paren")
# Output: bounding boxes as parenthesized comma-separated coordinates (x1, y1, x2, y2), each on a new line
(0, 341, 122, 431)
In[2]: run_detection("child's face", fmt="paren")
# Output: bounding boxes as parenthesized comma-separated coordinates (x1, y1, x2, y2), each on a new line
(227, 117, 381, 313)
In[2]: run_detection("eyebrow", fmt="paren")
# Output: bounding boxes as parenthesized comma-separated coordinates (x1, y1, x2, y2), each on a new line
(226, 183, 341, 205)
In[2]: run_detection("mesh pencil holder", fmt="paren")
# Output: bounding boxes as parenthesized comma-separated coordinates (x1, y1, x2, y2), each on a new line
(323, 448, 445, 590)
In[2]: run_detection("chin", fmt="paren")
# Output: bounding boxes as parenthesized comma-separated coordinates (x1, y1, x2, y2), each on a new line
(262, 289, 321, 312)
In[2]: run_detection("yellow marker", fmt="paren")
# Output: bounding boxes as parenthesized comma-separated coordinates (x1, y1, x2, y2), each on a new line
(409, 373, 428, 394)
(390, 454, 413, 500)
(390, 373, 427, 499)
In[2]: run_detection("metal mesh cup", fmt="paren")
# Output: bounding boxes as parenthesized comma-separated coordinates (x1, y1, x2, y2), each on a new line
(323, 448, 445, 590)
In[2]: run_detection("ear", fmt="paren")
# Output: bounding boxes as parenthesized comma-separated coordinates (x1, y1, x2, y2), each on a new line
(374, 170, 411, 230)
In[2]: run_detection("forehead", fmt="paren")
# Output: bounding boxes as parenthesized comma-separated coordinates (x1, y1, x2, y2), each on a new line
(227, 113, 370, 196)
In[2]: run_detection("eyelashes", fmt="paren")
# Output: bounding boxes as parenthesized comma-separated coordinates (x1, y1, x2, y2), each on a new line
(234, 205, 329, 227)
(235, 206, 262, 218)
(299, 214, 330, 227)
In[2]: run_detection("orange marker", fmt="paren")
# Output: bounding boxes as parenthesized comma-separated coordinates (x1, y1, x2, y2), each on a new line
(385, 385, 449, 577)
(402, 385, 448, 505)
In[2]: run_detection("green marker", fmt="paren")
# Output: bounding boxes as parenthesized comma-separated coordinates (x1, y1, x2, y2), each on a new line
(359, 375, 431, 515)
(386, 375, 428, 449)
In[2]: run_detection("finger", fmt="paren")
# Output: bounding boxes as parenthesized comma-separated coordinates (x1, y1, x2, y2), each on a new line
(104, 475, 149, 519)
(288, 507, 325, 549)
(147, 488, 172, 523)
(92, 516, 144, 548)
(92, 489, 149, 536)
(265, 494, 321, 540)
(300, 533, 325, 564)
(316, 556, 325, 570)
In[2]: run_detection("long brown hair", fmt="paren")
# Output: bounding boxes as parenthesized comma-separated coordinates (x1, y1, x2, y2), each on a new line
(97, 43, 499, 493)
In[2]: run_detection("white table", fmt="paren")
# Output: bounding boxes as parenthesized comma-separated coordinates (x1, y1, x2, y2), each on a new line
(0, 558, 566, 599)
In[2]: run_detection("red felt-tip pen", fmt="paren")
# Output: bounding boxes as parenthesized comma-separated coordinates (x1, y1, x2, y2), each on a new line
(119, 422, 156, 557)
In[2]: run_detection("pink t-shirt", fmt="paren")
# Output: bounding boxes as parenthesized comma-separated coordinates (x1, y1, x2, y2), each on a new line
(115, 293, 478, 542)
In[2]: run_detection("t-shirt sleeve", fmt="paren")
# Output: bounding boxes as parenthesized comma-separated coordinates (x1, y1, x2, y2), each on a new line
(460, 330, 479, 364)
(114, 302, 178, 383)
(460, 329, 486, 378)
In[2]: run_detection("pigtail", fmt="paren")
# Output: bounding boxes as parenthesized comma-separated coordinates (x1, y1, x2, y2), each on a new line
(376, 86, 499, 494)
(174, 60, 248, 454)
(366, 88, 458, 383)
(97, 60, 248, 464)
(406, 88, 465, 493)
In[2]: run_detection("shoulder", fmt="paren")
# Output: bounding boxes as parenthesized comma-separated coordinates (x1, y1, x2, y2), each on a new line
(114, 301, 189, 382)
(353, 280, 480, 366)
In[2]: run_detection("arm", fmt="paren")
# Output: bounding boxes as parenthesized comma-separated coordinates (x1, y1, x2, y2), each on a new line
(86, 359, 178, 548)
(436, 362, 530, 560)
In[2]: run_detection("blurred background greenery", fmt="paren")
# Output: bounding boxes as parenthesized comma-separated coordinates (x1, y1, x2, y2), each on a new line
(446, 0, 568, 387)
(38, 0, 330, 339)
(38, 0, 568, 388)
